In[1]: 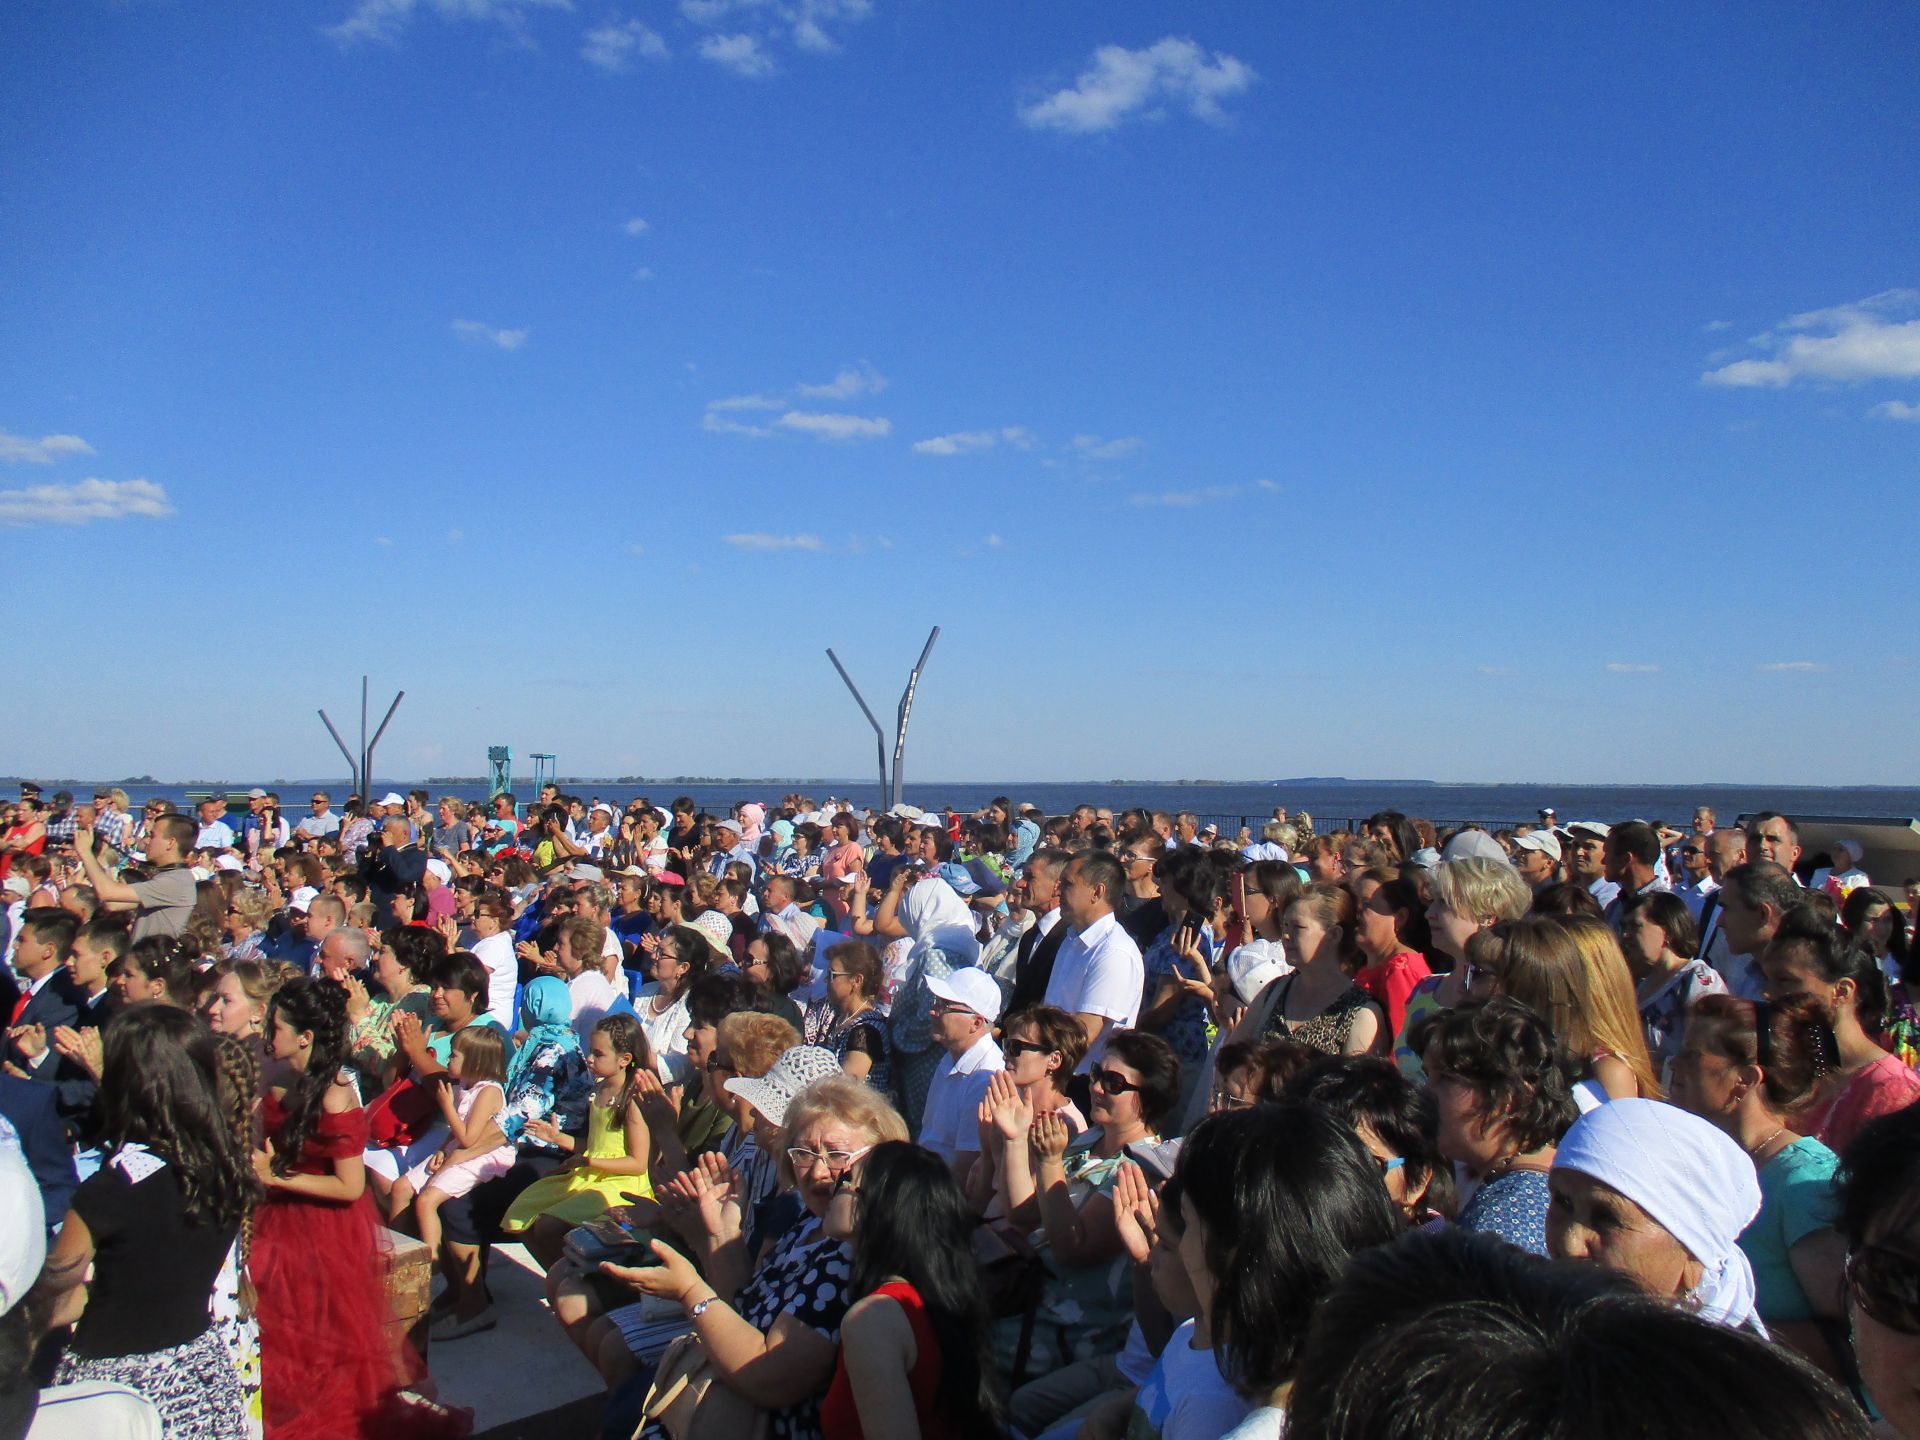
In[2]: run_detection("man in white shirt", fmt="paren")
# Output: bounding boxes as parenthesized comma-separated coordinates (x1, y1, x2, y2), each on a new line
(1673, 833, 1719, 919)
(295, 790, 342, 842)
(1044, 851, 1145, 1074)
(919, 968, 1005, 1182)
(193, 798, 236, 853)
(1712, 862, 1799, 1000)
(1565, 823, 1619, 909)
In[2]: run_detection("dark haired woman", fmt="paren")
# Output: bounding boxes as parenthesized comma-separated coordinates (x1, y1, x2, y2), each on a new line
(811, 939, 889, 1089)
(1761, 911, 1920, 1155)
(1178, 1104, 1403, 1438)
(820, 1142, 1006, 1439)
(35, 1004, 253, 1439)
(1620, 890, 1725, 1083)
(1412, 997, 1580, 1256)
(1833, 1102, 1920, 1439)
(1842, 885, 1918, 1063)
(252, 977, 456, 1439)
(1670, 995, 1847, 1367)
(1285, 1056, 1455, 1225)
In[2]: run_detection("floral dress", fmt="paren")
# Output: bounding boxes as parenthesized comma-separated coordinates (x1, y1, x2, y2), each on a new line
(1140, 922, 1220, 1076)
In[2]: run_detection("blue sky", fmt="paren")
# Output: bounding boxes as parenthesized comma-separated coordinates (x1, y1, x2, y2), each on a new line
(3, 0, 1917, 785)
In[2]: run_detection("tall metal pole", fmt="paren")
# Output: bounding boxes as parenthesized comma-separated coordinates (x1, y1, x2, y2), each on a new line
(826, 649, 889, 805)
(318, 710, 360, 798)
(364, 691, 405, 789)
(359, 675, 369, 796)
(890, 626, 939, 810)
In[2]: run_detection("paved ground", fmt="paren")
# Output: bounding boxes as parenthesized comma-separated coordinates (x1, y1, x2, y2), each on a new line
(421, 1242, 608, 1436)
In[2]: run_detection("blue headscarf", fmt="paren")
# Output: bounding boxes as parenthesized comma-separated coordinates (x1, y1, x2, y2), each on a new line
(499, 977, 583, 1144)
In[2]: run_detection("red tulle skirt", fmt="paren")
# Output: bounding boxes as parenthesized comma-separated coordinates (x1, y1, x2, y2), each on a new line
(253, 1187, 466, 1440)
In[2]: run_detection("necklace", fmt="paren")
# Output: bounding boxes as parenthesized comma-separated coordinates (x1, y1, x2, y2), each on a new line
(1746, 1126, 1788, 1161)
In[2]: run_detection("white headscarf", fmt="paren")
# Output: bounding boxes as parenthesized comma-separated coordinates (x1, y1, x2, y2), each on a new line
(1553, 1098, 1765, 1334)
(898, 875, 981, 967)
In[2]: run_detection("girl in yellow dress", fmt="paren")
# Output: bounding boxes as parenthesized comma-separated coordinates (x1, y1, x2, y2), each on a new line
(502, 1012, 654, 1267)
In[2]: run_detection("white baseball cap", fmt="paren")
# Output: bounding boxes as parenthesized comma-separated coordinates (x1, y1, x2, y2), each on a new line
(926, 967, 1003, 1024)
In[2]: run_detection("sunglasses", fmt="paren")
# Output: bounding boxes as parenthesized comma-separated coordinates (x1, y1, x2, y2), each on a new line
(1847, 1245, 1920, 1335)
(1090, 1067, 1142, 1095)
(1003, 1038, 1054, 1059)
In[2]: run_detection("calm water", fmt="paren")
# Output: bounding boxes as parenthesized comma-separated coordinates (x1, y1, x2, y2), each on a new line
(72, 777, 1920, 831)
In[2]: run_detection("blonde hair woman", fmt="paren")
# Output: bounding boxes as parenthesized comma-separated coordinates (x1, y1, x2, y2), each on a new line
(1397, 857, 1534, 1078)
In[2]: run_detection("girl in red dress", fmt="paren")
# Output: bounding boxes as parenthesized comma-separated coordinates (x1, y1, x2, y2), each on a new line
(252, 976, 467, 1440)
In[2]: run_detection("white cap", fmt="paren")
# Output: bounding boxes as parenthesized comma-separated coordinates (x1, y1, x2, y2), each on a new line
(0, 1120, 47, 1318)
(425, 859, 453, 885)
(1226, 938, 1292, 1005)
(926, 967, 1003, 1024)
(379, 792, 408, 807)
(289, 885, 319, 913)
(591, 802, 614, 816)
(1567, 821, 1611, 841)
(212, 854, 245, 873)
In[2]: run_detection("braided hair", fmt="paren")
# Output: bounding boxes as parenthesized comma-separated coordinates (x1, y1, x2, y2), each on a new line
(210, 1032, 263, 1314)
(266, 976, 351, 1176)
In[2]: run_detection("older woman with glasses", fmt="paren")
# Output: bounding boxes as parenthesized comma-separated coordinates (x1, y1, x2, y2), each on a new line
(604, 1075, 909, 1440)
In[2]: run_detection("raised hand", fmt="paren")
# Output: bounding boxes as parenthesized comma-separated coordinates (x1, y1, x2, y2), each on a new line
(1030, 1109, 1070, 1164)
(1110, 1159, 1161, 1264)
(984, 1071, 1033, 1147)
(8, 1023, 47, 1060)
(53, 1025, 103, 1081)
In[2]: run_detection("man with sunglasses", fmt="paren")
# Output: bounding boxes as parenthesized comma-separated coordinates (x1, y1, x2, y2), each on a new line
(295, 790, 341, 842)
(1674, 831, 1719, 920)
(919, 969, 1005, 1185)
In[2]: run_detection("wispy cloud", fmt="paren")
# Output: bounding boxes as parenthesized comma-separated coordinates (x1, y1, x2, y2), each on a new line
(1021, 37, 1256, 135)
(632, 266, 654, 281)
(583, 19, 667, 70)
(1701, 289, 1920, 389)
(682, 0, 872, 62)
(622, 216, 651, 236)
(699, 32, 774, 76)
(1606, 662, 1661, 674)
(1758, 660, 1827, 673)
(984, 533, 1004, 548)
(327, 0, 569, 46)
(912, 426, 1032, 456)
(0, 478, 174, 528)
(778, 411, 890, 441)
(0, 431, 95, 465)
(452, 319, 528, 350)
(795, 364, 886, 400)
(1870, 399, 1920, 421)
(724, 531, 824, 551)
(1071, 433, 1145, 460)
(1126, 480, 1278, 507)
(1476, 665, 1515, 677)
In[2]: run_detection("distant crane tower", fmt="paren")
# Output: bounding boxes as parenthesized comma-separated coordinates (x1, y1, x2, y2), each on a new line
(530, 753, 557, 796)
(487, 747, 512, 799)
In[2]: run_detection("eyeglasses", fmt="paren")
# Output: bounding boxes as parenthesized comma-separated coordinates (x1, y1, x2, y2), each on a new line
(1847, 1245, 1920, 1335)
(1090, 1067, 1142, 1095)
(1212, 1090, 1255, 1110)
(1681, 846, 1705, 857)
(705, 1055, 736, 1074)
(1374, 1154, 1406, 1176)
(1002, 1037, 1053, 1058)
(826, 970, 857, 982)
(787, 1144, 871, 1172)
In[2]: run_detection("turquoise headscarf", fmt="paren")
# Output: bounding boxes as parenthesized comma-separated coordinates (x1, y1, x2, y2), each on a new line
(504, 976, 577, 1096)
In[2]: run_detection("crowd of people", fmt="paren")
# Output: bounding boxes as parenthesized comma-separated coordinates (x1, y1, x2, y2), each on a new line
(1, 779, 1917, 1440)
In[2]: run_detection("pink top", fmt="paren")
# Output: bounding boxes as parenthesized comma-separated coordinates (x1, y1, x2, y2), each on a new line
(1808, 1052, 1920, 1157)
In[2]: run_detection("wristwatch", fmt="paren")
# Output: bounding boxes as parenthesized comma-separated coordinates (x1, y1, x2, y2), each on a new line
(689, 1293, 718, 1319)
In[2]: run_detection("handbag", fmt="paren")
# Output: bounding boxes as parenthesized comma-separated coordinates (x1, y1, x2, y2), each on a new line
(971, 1219, 1052, 1386)
(366, 1075, 442, 1149)
(638, 1331, 770, 1440)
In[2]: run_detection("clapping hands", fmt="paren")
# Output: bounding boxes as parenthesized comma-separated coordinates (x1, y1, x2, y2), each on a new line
(1110, 1160, 1161, 1264)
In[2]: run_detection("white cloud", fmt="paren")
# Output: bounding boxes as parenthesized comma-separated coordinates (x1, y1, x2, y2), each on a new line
(778, 411, 890, 441)
(622, 216, 651, 235)
(682, 0, 871, 58)
(1703, 319, 1734, 333)
(703, 412, 775, 438)
(724, 531, 824, 551)
(912, 425, 1031, 456)
(795, 363, 887, 399)
(1702, 290, 1920, 389)
(627, 543, 646, 556)
(0, 478, 173, 528)
(1476, 665, 1515, 677)
(984, 533, 1004, 548)
(1758, 660, 1827, 673)
(632, 266, 654, 281)
(1021, 36, 1256, 135)
(1870, 399, 1920, 421)
(374, 535, 395, 547)
(1071, 433, 1144, 460)
(452, 319, 529, 350)
(583, 19, 667, 70)
(707, 393, 784, 412)
(327, 0, 570, 46)
(1606, 662, 1660, 674)
(699, 32, 774, 76)
(0, 431, 94, 465)
(446, 528, 465, 544)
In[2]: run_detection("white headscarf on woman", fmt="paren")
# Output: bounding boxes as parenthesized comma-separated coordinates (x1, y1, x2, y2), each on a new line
(898, 874, 982, 967)
(1553, 1098, 1765, 1334)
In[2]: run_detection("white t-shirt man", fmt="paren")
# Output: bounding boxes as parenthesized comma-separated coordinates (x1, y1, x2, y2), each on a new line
(295, 809, 341, 839)
(920, 1030, 1004, 1163)
(1044, 910, 1145, 1073)
(568, 967, 620, 1048)
(195, 817, 236, 851)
